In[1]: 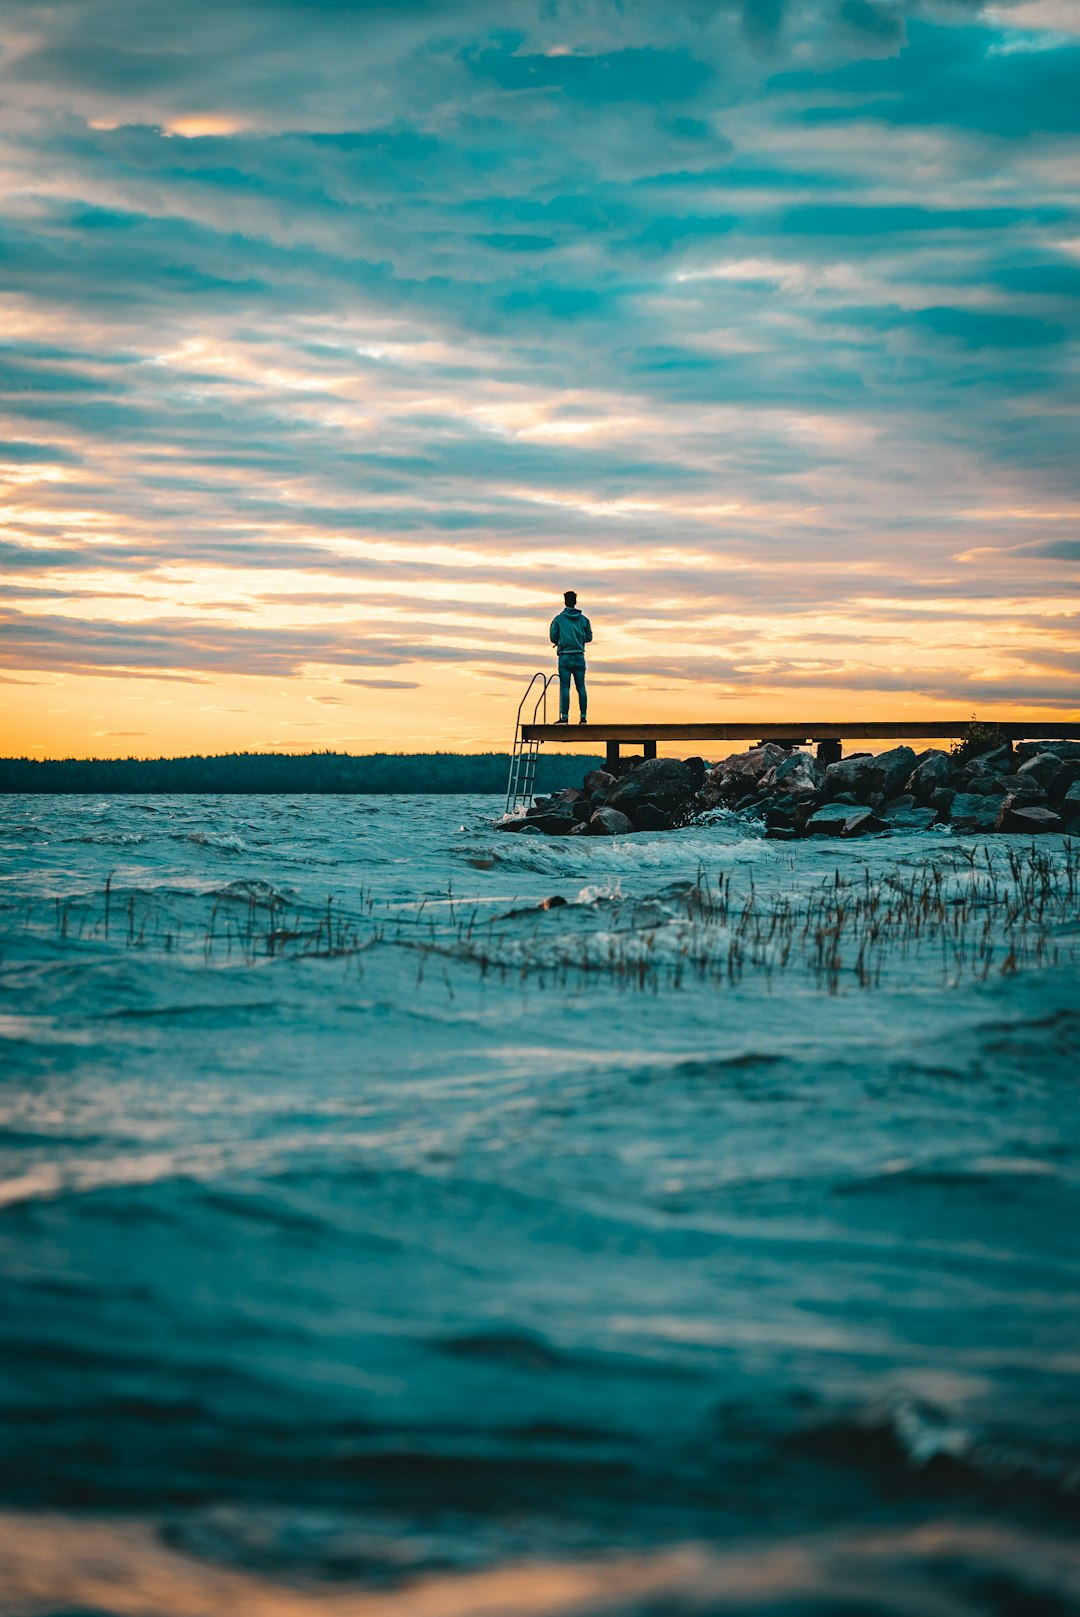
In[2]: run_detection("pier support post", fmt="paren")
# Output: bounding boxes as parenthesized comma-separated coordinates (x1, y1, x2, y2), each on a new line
(816, 739, 842, 767)
(606, 740, 621, 772)
(643, 740, 657, 760)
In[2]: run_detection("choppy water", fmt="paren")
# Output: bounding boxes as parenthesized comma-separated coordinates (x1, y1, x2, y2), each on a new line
(1, 793, 1079, 1617)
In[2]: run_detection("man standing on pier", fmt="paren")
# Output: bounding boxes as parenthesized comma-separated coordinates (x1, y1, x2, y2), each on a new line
(550, 589, 592, 724)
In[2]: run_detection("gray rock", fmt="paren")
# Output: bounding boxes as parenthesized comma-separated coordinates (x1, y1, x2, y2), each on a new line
(906, 750, 954, 802)
(1050, 760, 1080, 803)
(806, 802, 857, 836)
(949, 792, 1002, 832)
(1016, 740, 1080, 762)
(1060, 780, 1080, 813)
(527, 814, 576, 836)
(842, 810, 890, 837)
(761, 750, 822, 799)
(704, 744, 790, 798)
(964, 775, 1010, 798)
(821, 745, 917, 804)
(632, 803, 673, 832)
(964, 742, 1013, 777)
(998, 803, 1064, 834)
(583, 769, 617, 794)
(607, 758, 704, 822)
(568, 821, 591, 836)
(881, 803, 938, 831)
(1017, 752, 1065, 792)
(929, 786, 956, 817)
(587, 806, 634, 837)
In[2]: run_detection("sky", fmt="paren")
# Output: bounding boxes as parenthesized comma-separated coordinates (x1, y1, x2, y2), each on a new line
(1, 0, 1078, 758)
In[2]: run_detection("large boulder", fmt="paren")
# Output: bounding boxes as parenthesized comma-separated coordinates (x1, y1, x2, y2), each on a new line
(760, 750, 822, 800)
(996, 802, 1064, 834)
(583, 769, 617, 794)
(949, 792, 1001, 832)
(906, 750, 954, 802)
(525, 813, 575, 835)
(880, 801, 938, 831)
(1017, 752, 1065, 792)
(703, 744, 789, 801)
(1050, 760, 1080, 803)
(964, 775, 1011, 798)
(842, 809, 890, 837)
(806, 802, 860, 836)
(607, 757, 704, 825)
(1060, 780, 1080, 816)
(821, 746, 917, 804)
(963, 743, 1013, 778)
(1016, 740, 1080, 762)
(586, 806, 634, 837)
(632, 803, 673, 832)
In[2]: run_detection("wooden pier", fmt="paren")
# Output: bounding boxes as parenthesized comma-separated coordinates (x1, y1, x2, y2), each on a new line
(521, 720, 1080, 774)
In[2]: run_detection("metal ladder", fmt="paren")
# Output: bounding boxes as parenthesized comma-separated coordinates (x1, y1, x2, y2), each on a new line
(505, 672, 554, 814)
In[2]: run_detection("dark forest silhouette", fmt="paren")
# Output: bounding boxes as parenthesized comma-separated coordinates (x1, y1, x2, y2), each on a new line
(0, 751, 603, 795)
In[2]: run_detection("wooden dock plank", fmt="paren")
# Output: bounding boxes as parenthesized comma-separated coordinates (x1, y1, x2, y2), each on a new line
(523, 720, 1080, 744)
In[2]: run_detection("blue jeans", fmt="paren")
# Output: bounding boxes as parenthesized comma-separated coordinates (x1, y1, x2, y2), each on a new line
(558, 654, 587, 720)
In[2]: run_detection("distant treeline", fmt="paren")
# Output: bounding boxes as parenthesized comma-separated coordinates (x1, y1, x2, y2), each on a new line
(0, 751, 604, 795)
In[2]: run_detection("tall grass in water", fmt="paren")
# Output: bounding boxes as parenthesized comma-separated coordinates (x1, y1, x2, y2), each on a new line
(27, 841, 1080, 996)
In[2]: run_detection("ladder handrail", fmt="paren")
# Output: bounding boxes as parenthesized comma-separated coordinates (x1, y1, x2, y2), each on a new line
(505, 671, 554, 814)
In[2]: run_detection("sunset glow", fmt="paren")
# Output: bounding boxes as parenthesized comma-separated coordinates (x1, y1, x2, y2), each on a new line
(1, 0, 1077, 757)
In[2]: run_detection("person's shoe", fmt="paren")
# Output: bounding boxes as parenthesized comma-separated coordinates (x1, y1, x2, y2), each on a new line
(578, 716, 588, 724)
(555, 717, 569, 725)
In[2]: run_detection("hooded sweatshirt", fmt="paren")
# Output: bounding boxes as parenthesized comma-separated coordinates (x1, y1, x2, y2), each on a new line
(550, 606, 593, 659)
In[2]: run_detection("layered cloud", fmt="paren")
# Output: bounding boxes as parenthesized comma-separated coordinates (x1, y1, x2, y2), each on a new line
(1, 0, 1077, 754)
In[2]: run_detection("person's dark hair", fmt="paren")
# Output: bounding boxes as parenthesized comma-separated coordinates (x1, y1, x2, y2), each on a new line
(564, 589, 577, 606)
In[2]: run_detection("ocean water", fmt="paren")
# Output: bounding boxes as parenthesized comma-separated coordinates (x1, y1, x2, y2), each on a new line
(1, 793, 1079, 1617)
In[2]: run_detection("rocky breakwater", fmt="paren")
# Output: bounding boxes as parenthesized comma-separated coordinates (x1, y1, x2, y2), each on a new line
(498, 739, 1080, 838)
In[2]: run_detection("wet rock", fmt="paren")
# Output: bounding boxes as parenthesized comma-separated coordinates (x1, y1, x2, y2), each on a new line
(881, 802, 938, 831)
(607, 758, 704, 824)
(632, 803, 673, 832)
(906, 750, 954, 802)
(526, 814, 576, 836)
(997, 803, 1064, 834)
(587, 806, 634, 837)
(568, 821, 591, 836)
(541, 895, 568, 909)
(571, 799, 593, 822)
(806, 803, 857, 836)
(841, 809, 890, 837)
(765, 802, 797, 831)
(949, 793, 1002, 832)
(583, 769, 617, 794)
(929, 786, 956, 818)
